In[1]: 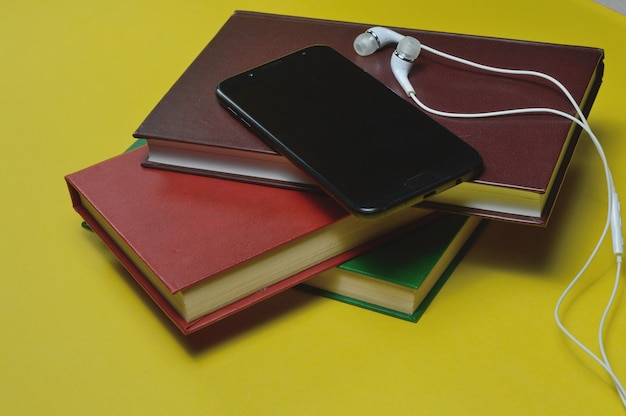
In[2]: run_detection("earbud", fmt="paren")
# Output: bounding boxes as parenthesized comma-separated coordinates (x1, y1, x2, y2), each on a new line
(354, 27, 421, 97)
(353, 26, 404, 56)
(390, 36, 421, 96)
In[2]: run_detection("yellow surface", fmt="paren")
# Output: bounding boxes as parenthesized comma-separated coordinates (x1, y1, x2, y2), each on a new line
(2, 1, 625, 414)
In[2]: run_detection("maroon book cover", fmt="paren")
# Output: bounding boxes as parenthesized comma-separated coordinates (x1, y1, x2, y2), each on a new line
(134, 11, 604, 225)
(66, 146, 433, 334)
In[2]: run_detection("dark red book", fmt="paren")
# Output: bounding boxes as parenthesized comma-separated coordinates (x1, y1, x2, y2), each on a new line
(133, 10, 604, 226)
(65, 146, 433, 334)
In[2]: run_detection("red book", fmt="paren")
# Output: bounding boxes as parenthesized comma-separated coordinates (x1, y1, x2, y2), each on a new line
(133, 10, 604, 226)
(65, 146, 433, 334)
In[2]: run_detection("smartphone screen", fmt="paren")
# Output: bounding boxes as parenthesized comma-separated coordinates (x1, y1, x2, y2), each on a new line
(216, 45, 482, 218)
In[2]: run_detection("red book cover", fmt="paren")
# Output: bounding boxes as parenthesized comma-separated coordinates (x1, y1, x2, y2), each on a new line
(65, 146, 433, 334)
(133, 10, 604, 225)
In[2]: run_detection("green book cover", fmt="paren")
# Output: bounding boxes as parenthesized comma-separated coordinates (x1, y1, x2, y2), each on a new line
(301, 215, 485, 321)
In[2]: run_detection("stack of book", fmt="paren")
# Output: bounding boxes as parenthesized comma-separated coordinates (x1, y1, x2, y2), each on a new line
(65, 11, 603, 334)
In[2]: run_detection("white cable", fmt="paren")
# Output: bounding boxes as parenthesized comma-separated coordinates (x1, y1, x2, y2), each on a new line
(599, 261, 626, 405)
(407, 42, 625, 405)
(419, 44, 588, 122)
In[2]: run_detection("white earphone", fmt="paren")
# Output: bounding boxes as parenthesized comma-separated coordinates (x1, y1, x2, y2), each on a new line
(354, 26, 625, 407)
(354, 27, 421, 96)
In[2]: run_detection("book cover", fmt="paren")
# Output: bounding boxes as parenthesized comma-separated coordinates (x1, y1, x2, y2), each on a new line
(302, 215, 484, 321)
(80, 139, 145, 230)
(65, 146, 434, 334)
(133, 10, 604, 226)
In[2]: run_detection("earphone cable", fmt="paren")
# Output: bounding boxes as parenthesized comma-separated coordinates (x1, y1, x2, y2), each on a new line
(406, 42, 625, 404)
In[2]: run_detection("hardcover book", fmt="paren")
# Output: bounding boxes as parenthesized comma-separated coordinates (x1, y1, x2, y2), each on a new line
(65, 146, 433, 334)
(303, 215, 484, 321)
(134, 10, 604, 226)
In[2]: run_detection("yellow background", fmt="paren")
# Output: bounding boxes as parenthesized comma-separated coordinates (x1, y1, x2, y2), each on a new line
(2, 1, 626, 414)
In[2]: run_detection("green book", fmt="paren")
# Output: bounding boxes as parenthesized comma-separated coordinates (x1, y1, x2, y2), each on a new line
(301, 215, 485, 322)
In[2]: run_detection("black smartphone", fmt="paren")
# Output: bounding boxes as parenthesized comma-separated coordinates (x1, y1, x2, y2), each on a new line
(216, 45, 482, 218)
